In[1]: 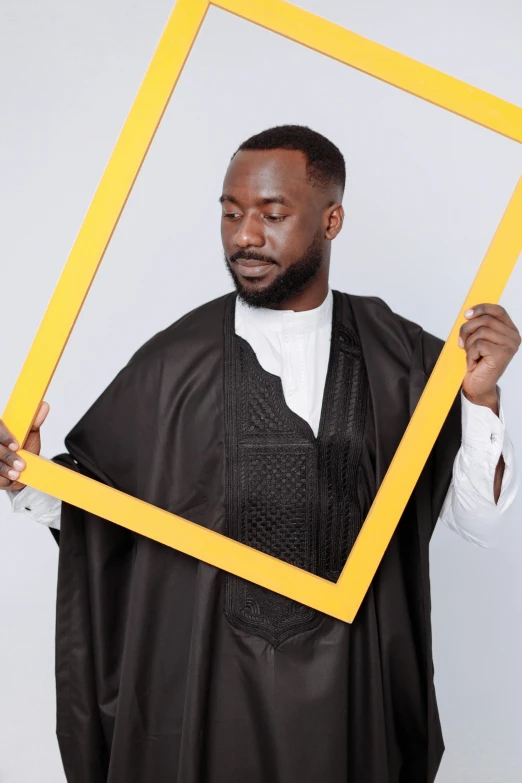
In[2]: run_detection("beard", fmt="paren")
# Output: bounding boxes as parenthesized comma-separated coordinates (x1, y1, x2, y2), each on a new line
(224, 232, 324, 309)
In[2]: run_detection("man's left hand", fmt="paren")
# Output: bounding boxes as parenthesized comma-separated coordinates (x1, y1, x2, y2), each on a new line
(459, 303, 520, 413)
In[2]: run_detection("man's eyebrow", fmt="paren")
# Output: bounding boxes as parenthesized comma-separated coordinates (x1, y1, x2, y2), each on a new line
(219, 194, 239, 205)
(218, 194, 293, 207)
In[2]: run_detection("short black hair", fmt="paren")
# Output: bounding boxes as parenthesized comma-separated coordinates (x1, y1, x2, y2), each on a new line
(235, 124, 346, 193)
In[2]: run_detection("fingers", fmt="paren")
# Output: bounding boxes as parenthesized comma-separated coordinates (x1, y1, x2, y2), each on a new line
(466, 344, 512, 374)
(459, 313, 517, 345)
(0, 475, 26, 491)
(0, 401, 49, 450)
(463, 324, 519, 353)
(465, 337, 489, 372)
(465, 336, 514, 373)
(0, 444, 25, 485)
(0, 403, 49, 491)
(0, 418, 19, 452)
(0, 474, 15, 489)
(464, 303, 519, 333)
(31, 401, 50, 432)
(459, 308, 521, 373)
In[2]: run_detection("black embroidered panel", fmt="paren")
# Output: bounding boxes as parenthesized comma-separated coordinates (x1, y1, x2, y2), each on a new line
(224, 295, 369, 647)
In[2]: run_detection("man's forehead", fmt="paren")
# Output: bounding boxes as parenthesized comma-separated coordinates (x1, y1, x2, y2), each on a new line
(223, 148, 311, 198)
(221, 150, 315, 206)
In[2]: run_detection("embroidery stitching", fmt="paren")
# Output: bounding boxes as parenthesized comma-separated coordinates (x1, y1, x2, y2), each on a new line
(224, 294, 369, 646)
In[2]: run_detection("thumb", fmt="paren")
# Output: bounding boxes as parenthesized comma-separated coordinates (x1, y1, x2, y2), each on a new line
(31, 401, 50, 432)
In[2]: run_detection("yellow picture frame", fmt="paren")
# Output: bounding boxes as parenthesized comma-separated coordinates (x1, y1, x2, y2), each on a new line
(4, 0, 522, 623)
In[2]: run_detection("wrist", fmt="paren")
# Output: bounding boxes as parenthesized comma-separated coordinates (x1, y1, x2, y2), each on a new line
(462, 387, 499, 415)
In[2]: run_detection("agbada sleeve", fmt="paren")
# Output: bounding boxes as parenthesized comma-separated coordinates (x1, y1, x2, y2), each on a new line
(52, 355, 162, 782)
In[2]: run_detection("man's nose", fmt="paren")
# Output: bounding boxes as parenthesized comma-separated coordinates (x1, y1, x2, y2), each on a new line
(234, 215, 265, 248)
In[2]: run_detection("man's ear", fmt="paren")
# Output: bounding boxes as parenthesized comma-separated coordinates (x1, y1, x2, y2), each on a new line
(325, 204, 344, 240)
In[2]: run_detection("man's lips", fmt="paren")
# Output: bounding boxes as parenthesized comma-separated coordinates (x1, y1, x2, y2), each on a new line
(233, 259, 275, 278)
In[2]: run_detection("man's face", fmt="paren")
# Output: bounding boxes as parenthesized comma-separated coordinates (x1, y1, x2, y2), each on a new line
(221, 149, 339, 308)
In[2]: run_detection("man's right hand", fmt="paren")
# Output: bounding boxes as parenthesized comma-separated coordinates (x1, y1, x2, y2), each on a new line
(0, 402, 50, 491)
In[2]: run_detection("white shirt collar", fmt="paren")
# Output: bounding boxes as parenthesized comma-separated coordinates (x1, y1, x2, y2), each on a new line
(235, 288, 333, 335)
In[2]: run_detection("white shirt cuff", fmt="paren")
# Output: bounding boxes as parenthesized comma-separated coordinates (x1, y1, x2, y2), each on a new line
(440, 390, 519, 547)
(8, 485, 62, 530)
(460, 388, 516, 508)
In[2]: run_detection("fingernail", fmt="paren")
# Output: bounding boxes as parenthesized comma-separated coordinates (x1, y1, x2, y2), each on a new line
(458, 336, 464, 348)
(8, 442, 19, 451)
(7, 470, 20, 480)
(464, 309, 474, 318)
(13, 460, 25, 471)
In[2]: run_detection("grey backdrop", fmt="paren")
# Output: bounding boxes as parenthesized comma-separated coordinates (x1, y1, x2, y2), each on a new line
(1, 0, 521, 780)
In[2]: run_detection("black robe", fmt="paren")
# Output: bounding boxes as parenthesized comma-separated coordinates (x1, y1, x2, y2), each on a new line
(52, 291, 461, 783)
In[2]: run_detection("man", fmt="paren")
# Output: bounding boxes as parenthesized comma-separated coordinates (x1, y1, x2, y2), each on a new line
(0, 125, 519, 783)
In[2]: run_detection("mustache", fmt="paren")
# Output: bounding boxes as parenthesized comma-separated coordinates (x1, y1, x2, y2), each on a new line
(228, 251, 279, 266)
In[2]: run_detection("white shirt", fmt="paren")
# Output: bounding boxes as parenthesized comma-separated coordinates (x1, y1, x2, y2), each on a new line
(9, 289, 518, 544)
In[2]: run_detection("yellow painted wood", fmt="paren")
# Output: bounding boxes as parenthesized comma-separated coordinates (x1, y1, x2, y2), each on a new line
(3, 0, 521, 621)
(2, 0, 210, 447)
(214, 0, 522, 143)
